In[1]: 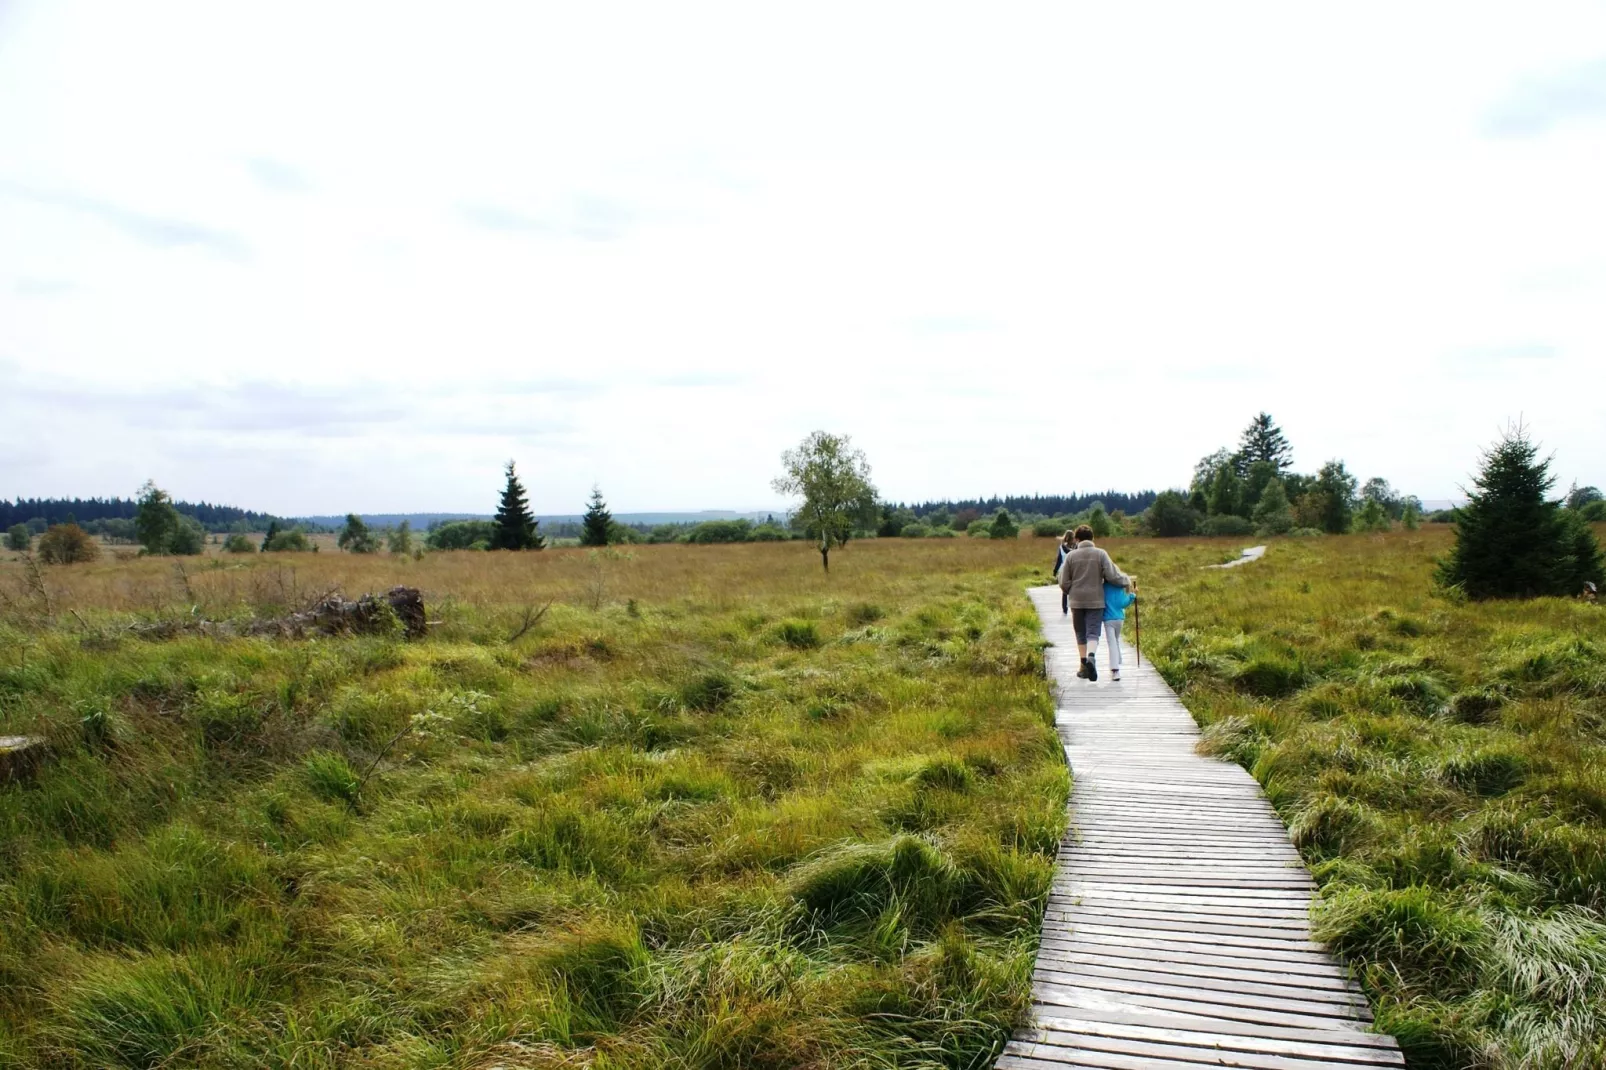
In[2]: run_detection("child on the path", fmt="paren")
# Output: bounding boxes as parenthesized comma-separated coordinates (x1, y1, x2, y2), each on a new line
(1102, 578, 1137, 681)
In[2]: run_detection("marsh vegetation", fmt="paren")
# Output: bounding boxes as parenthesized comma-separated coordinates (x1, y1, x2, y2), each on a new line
(0, 541, 1065, 1069)
(1124, 527, 1606, 1069)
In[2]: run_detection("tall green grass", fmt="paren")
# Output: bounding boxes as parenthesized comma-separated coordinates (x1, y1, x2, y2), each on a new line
(0, 543, 1065, 1068)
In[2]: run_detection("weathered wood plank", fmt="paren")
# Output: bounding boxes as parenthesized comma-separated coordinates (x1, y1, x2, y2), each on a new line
(996, 587, 1400, 1068)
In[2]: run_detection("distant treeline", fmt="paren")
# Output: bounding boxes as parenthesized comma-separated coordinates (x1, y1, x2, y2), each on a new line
(0, 497, 287, 533)
(904, 492, 1158, 520)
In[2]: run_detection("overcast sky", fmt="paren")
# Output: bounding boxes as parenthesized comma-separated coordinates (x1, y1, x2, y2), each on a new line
(2, 3, 1603, 515)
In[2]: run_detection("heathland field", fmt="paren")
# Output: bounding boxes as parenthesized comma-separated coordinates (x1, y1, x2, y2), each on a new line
(0, 540, 1069, 1069)
(1122, 527, 1606, 1070)
(3, 530, 1605, 1069)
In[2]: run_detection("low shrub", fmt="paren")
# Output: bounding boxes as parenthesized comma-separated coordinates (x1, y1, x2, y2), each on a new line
(37, 524, 100, 564)
(1200, 514, 1255, 537)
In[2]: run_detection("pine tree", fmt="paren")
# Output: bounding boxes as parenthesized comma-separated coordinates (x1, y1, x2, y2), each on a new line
(1439, 425, 1603, 598)
(492, 461, 543, 551)
(260, 520, 281, 554)
(338, 513, 379, 553)
(134, 480, 181, 554)
(1313, 460, 1357, 534)
(1238, 413, 1294, 473)
(580, 486, 614, 546)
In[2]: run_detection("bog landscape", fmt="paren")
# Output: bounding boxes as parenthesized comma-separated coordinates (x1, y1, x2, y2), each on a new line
(5, 9, 1606, 1068)
(2, 416, 1603, 1070)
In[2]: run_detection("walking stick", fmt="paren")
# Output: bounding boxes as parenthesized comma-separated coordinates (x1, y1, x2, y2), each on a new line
(1132, 589, 1140, 666)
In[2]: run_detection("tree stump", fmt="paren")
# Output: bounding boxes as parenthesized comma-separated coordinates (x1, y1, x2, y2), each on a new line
(0, 735, 49, 782)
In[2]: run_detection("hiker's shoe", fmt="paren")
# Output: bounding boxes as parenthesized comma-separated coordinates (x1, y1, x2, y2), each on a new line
(1076, 659, 1090, 679)
(1087, 655, 1098, 681)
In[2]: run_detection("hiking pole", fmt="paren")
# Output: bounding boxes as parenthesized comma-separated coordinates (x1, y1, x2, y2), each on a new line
(1132, 589, 1140, 667)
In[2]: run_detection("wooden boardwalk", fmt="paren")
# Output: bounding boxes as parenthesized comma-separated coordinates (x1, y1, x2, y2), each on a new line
(999, 588, 1402, 1070)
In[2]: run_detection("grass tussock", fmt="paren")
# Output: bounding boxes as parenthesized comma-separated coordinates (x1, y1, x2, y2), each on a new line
(1125, 525, 1606, 1069)
(0, 538, 1066, 1068)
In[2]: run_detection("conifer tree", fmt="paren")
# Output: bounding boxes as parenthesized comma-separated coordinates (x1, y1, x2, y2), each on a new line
(1252, 478, 1294, 534)
(1313, 460, 1357, 534)
(492, 461, 543, 550)
(580, 486, 614, 547)
(134, 480, 181, 554)
(1439, 425, 1603, 598)
(1238, 413, 1294, 473)
(338, 513, 379, 553)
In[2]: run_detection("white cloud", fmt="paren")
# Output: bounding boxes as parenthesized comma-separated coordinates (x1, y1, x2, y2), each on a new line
(2, 1, 1604, 514)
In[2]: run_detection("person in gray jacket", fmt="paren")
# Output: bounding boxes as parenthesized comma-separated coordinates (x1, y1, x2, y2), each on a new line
(1056, 524, 1133, 681)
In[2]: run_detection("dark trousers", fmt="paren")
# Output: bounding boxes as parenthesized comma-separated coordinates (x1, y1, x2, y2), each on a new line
(1071, 606, 1104, 647)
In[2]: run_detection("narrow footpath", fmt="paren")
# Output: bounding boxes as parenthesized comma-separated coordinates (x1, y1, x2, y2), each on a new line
(999, 587, 1403, 1069)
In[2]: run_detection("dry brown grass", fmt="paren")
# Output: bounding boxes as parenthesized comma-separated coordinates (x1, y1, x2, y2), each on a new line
(1, 537, 1080, 620)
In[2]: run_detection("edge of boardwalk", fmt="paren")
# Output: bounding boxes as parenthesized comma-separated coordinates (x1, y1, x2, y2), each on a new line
(998, 586, 1402, 1069)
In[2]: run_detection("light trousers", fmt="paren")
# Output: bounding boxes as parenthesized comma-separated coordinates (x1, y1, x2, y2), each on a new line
(1104, 620, 1124, 670)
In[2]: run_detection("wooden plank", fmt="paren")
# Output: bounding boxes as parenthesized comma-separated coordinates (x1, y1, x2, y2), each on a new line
(1035, 946, 1356, 990)
(1037, 933, 1349, 974)
(1016, 1018, 1406, 1066)
(1027, 998, 1399, 1048)
(1032, 982, 1372, 1033)
(994, 587, 1400, 1069)
(1033, 962, 1370, 1011)
(1034, 975, 1370, 1025)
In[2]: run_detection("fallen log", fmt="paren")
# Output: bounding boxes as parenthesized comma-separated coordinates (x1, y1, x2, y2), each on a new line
(131, 587, 427, 641)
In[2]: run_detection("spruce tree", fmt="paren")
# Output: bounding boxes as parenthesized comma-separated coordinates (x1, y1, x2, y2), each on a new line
(134, 480, 181, 554)
(1313, 460, 1357, 534)
(580, 486, 613, 546)
(492, 461, 543, 550)
(1252, 478, 1294, 534)
(1439, 425, 1604, 599)
(1238, 413, 1294, 473)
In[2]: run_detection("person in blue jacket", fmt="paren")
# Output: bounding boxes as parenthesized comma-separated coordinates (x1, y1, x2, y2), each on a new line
(1102, 577, 1137, 681)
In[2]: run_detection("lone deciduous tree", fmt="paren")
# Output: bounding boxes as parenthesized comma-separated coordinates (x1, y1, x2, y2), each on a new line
(772, 431, 877, 572)
(580, 487, 614, 547)
(492, 461, 543, 551)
